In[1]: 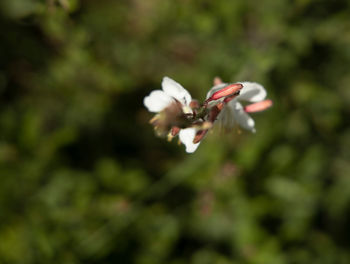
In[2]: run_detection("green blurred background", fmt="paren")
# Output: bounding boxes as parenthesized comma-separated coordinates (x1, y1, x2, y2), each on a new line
(0, 0, 350, 263)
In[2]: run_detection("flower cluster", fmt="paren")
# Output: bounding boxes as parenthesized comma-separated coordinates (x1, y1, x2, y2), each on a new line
(144, 77, 272, 153)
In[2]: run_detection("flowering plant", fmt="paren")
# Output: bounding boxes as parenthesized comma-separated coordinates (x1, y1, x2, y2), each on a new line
(144, 77, 272, 153)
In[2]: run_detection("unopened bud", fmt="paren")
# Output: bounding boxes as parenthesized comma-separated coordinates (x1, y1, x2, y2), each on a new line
(193, 129, 208, 144)
(208, 106, 221, 122)
(216, 102, 225, 111)
(206, 83, 243, 103)
(244, 99, 273, 113)
(223, 94, 237, 104)
(213, 77, 223, 86)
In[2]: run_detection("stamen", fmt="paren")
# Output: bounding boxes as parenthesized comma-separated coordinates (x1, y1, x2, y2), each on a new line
(167, 133, 173, 142)
(149, 115, 159, 125)
(171, 126, 180, 136)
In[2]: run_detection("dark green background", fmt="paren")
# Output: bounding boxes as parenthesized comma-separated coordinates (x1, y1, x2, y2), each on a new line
(0, 0, 349, 263)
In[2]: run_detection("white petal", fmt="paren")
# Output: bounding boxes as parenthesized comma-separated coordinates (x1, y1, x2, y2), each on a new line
(232, 102, 256, 132)
(179, 128, 200, 153)
(143, 90, 173, 112)
(162, 77, 192, 106)
(217, 100, 237, 128)
(237, 82, 266, 102)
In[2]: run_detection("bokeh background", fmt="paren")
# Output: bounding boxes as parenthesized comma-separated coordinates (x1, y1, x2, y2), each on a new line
(1, 0, 350, 263)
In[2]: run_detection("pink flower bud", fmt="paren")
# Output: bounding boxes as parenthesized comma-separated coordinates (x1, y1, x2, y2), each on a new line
(193, 129, 208, 144)
(223, 94, 236, 104)
(208, 106, 221, 122)
(213, 77, 223, 86)
(206, 83, 243, 103)
(244, 99, 273, 113)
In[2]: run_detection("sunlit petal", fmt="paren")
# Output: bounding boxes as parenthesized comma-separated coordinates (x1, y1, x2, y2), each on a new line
(217, 101, 237, 129)
(238, 82, 266, 102)
(179, 128, 200, 153)
(231, 102, 256, 132)
(162, 77, 192, 106)
(143, 90, 173, 112)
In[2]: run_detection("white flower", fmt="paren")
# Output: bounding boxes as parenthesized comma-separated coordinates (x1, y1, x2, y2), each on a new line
(144, 77, 200, 153)
(206, 82, 267, 132)
(143, 76, 192, 114)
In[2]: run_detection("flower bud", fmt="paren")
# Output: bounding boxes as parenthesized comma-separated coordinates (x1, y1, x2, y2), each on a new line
(213, 77, 223, 86)
(208, 106, 221, 122)
(205, 83, 243, 103)
(193, 129, 208, 144)
(244, 99, 273, 113)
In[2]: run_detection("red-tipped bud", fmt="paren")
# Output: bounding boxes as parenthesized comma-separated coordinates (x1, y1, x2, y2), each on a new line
(213, 77, 223, 86)
(193, 129, 208, 144)
(244, 99, 273, 113)
(216, 102, 225, 110)
(208, 105, 221, 122)
(206, 83, 243, 103)
(223, 94, 236, 104)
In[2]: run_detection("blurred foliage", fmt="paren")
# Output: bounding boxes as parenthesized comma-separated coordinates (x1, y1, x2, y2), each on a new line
(0, 0, 350, 263)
